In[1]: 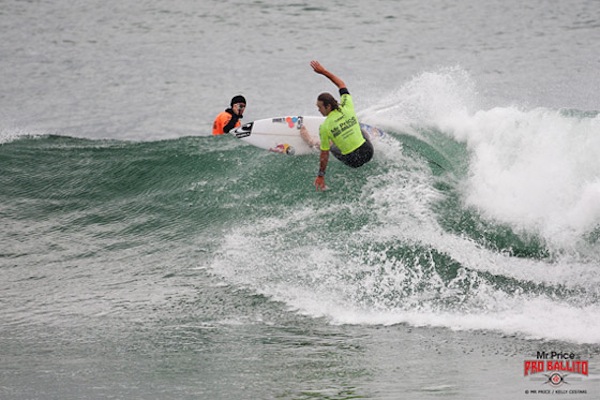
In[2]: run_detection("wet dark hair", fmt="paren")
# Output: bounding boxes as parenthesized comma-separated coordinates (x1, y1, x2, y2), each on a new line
(317, 92, 340, 111)
(230, 95, 246, 106)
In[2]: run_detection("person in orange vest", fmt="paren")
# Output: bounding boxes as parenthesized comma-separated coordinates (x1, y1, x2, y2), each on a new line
(212, 95, 247, 135)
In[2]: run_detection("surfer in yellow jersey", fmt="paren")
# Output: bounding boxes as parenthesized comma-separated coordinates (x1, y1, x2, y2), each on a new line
(302, 61, 373, 191)
(212, 95, 247, 135)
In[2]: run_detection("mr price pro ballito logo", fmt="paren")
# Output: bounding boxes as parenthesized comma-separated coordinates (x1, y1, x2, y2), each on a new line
(524, 351, 589, 387)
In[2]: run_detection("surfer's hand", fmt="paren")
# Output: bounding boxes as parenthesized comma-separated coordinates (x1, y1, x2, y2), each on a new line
(314, 175, 326, 191)
(310, 60, 326, 75)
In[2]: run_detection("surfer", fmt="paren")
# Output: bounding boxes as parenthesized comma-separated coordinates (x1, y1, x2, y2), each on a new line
(212, 95, 247, 135)
(303, 60, 373, 191)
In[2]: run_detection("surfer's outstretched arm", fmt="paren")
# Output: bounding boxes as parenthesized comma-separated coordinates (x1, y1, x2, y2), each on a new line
(310, 61, 346, 90)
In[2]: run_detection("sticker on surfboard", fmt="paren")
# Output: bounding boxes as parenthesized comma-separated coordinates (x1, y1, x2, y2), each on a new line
(269, 143, 296, 155)
(271, 116, 303, 129)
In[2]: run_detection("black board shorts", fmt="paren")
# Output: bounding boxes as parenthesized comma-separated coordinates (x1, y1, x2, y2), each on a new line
(331, 139, 374, 168)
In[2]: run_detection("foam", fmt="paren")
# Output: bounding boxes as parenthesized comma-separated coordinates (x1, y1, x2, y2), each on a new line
(0, 127, 40, 144)
(449, 107, 600, 248)
(361, 68, 600, 250)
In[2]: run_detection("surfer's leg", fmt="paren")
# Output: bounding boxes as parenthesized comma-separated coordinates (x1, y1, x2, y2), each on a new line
(331, 140, 373, 168)
(361, 127, 373, 144)
(300, 126, 319, 148)
(330, 144, 343, 159)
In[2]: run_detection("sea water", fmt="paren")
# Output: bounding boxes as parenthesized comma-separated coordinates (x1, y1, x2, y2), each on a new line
(1, 1, 599, 399)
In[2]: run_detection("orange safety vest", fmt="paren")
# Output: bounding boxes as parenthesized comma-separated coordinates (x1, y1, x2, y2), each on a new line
(212, 111, 241, 135)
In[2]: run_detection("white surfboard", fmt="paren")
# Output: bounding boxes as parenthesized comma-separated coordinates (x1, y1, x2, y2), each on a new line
(230, 115, 385, 155)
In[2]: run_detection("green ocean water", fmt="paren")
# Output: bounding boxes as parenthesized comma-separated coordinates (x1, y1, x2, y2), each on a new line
(2, 129, 597, 319)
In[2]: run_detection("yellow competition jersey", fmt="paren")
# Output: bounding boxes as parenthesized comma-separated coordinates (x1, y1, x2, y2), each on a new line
(319, 93, 365, 155)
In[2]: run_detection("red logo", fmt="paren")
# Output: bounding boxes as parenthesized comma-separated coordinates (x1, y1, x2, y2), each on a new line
(285, 116, 297, 128)
(524, 352, 589, 387)
(269, 143, 295, 155)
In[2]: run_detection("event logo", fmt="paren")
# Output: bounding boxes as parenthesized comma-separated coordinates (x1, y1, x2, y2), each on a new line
(524, 351, 590, 396)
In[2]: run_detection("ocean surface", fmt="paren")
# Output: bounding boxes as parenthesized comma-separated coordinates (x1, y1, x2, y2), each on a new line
(1, 1, 600, 399)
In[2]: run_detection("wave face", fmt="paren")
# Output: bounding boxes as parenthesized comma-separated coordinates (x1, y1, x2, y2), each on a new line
(3, 71, 599, 344)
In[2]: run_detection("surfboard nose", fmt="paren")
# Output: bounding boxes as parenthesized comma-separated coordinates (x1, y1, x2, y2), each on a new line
(231, 122, 253, 138)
